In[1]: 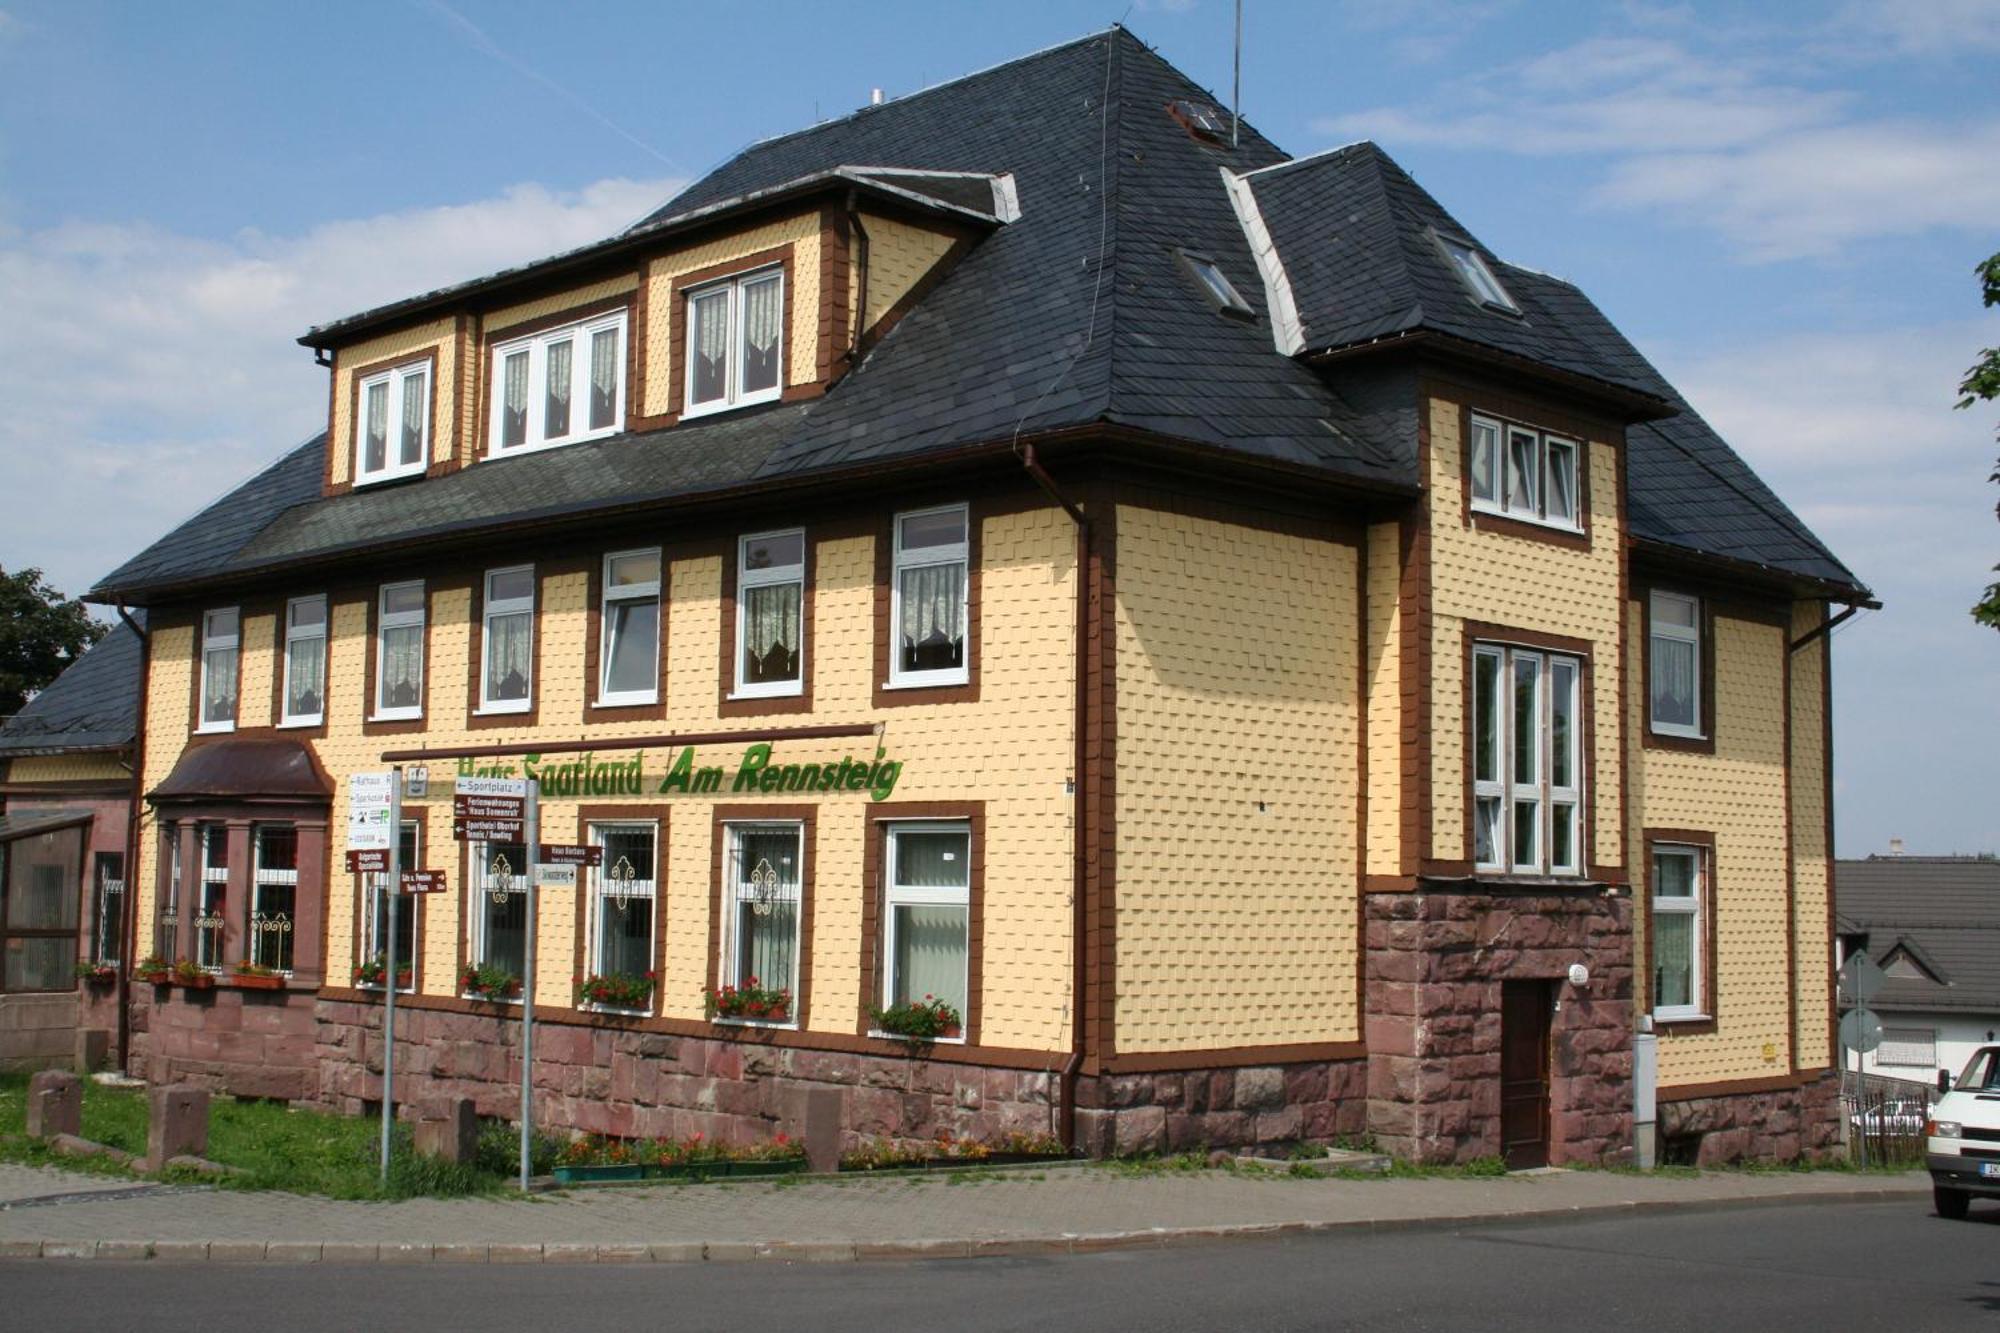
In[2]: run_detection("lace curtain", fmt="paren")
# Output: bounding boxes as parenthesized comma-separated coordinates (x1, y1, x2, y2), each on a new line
(544, 339, 573, 438)
(486, 611, 531, 701)
(381, 625, 422, 708)
(589, 327, 618, 430)
(693, 291, 729, 402)
(399, 371, 425, 465)
(286, 636, 324, 716)
(742, 278, 780, 392)
(1652, 636, 1695, 725)
(742, 583, 800, 683)
(502, 350, 530, 446)
(899, 563, 965, 670)
(203, 647, 237, 722)
(733, 830, 798, 990)
(363, 382, 389, 473)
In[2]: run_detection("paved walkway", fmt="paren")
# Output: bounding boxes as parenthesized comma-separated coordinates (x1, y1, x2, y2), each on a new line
(0, 1161, 1927, 1263)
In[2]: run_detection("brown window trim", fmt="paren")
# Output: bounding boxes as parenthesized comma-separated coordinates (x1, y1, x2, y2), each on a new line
(360, 582, 435, 737)
(873, 501, 982, 709)
(664, 244, 796, 424)
(348, 807, 430, 996)
(1638, 583, 1716, 755)
(706, 804, 815, 1032)
(271, 593, 332, 740)
(573, 804, 671, 1016)
(581, 549, 669, 723)
(465, 564, 545, 731)
(474, 294, 639, 463)
(1458, 402, 1594, 551)
(718, 529, 815, 718)
(857, 801, 985, 1046)
(345, 346, 443, 493)
(1460, 620, 1598, 881)
(189, 605, 244, 739)
(1644, 827, 1718, 1035)
(0, 822, 88, 994)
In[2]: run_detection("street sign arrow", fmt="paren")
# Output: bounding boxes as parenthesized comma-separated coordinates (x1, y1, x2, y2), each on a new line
(399, 870, 447, 894)
(345, 848, 391, 873)
(537, 843, 603, 867)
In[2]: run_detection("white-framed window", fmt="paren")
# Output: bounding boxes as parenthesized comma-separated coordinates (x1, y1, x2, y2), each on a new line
(197, 607, 239, 733)
(155, 824, 180, 962)
(93, 852, 124, 967)
(1468, 414, 1580, 532)
(684, 267, 784, 417)
(597, 548, 661, 706)
(1648, 591, 1702, 738)
(719, 821, 803, 1023)
(361, 821, 420, 993)
(1878, 1027, 1938, 1068)
(586, 822, 658, 1005)
(1472, 642, 1583, 876)
(478, 566, 534, 713)
(250, 824, 297, 974)
(281, 595, 327, 727)
(889, 504, 970, 688)
(490, 308, 627, 456)
(878, 822, 971, 1040)
(374, 581, 425, 720)
(470, 839, 527, 990)
(356, 359, 431, 485)
(1651, 844, 1705, 1021)
(1440, 234, 1518, 314)
(195, 825, 228, 972)
(734, 529, 804, 697)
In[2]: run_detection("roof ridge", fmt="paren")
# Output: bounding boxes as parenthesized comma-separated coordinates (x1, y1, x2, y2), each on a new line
(1236, 139, 1371, 179)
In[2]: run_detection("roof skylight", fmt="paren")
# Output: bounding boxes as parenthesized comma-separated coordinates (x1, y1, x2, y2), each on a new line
(1167, 99, 1230, 145)
(1175, 249, 1254, 320)
(1439, 234, 1519, 314)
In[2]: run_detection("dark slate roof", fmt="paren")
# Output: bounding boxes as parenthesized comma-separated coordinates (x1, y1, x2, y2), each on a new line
(1836, 857, 2000, 1015)
(88, 25, 1860, 604)
(149, 736, 332, 801)
(0, 614, 143, 756)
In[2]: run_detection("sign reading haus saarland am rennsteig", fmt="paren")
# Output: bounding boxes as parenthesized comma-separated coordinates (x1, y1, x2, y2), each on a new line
(443, 740, 905, 803)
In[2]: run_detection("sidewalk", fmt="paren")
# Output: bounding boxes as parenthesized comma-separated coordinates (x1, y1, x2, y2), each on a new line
(0, 1161, 1927, 1264)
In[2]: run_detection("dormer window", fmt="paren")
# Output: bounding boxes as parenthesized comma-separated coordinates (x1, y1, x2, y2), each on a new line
(356, 360, 431, 485)
(490, 309, 627, 456)
(685, 267, 783, 418)
(1439, 234, 1518, 314)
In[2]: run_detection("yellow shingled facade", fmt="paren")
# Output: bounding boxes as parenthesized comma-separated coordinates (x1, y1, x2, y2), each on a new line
(3, 753, 129, 783)
(1788, 602, 1833, 1071)
(1111, 503, 1362, 1053)
(858, 212, 959, 328)
(327, 317, 459, 486)
(1362, 520, 1402, 877)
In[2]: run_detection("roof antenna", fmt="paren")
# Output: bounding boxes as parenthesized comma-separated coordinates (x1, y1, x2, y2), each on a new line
(1232, 0, 1243, 148)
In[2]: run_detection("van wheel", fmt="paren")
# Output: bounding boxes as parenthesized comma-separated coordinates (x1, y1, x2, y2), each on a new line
(1934, 1185, 1971, 1220)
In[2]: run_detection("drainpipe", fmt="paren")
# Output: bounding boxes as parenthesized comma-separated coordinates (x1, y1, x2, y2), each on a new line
(1022, 444, 1092, 1150)
(844, 190, 872, 373)
(1787, 600, 1864, 654)
(115, 605, 148, 1078)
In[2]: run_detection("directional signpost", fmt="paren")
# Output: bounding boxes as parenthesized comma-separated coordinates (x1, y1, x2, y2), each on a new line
(451, 775, 539, 1189)
(399, 870, 447, 894)
(350, 771, 404, 1185)
(1839, 951, 1890, 1165)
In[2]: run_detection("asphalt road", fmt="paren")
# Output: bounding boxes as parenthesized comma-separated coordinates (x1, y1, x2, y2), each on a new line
(3, 1198, 1993, 1331)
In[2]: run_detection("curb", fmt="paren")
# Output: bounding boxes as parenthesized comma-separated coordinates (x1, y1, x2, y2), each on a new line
(0, 1184, 1928, 1265)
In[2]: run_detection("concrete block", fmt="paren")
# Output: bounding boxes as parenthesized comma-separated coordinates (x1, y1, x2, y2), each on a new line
(26, 1069, 81, 1139)
(147, 1085, 210, 1167)
(264, 1243, 324, 1263)
(95, 1240, 154, 1262)
(74, 1028, 111, 1074)
(207, 1242, 268, 1263)
(413, 1096, 479, 1164)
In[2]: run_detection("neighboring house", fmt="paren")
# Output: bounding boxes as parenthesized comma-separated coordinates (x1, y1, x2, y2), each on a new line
(1837, 856, 2000, 1086)
(83, 28, 1868, 1165)
(0, 616, 143, 1070)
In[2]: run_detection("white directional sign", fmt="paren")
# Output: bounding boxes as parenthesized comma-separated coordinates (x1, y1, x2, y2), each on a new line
(347, 772, 396, 851)
(457, 775, 530, 800)
(534, 864, 577, 889)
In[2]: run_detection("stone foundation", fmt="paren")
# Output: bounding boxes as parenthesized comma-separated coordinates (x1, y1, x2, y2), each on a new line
(1071, 1060, 1368, 1157)
(1365, 884, 1635, 1166)
(128, 987, 319, 1101)
(312, 999, 1063, 1151)
(1658, 1072, 1843, 1165)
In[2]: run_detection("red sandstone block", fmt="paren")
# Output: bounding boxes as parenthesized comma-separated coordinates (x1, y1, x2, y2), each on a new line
(706, 1045, 742, 1083)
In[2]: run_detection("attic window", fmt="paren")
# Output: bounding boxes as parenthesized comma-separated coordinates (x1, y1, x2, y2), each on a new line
(1175, 249, 1254, 320)
(1167, 99, 1230, 145)
(1439, 234, 1519, 314)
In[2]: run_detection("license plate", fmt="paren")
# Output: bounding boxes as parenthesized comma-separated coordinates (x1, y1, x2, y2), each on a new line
(1979, 1163, 2000, 1179)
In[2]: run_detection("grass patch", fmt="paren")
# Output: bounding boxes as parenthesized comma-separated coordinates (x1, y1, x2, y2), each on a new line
(0, 1074, 562, 1200)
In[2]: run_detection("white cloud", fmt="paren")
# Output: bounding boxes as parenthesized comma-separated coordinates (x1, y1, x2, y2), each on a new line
(0, 176, 679, 598)
(1832, 0, 2000, 56)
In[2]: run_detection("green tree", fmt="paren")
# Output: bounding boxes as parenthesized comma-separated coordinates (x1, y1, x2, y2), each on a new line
(0, 567, 106, 719)
(1960, 252, 2000, 629)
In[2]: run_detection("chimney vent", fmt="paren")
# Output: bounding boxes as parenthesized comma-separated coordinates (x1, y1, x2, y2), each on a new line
(1890, 837, 1905, 857)
(870, 88, 884, 106)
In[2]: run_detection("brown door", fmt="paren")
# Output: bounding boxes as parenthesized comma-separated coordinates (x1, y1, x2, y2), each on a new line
(1500, 980, 1552, 1169)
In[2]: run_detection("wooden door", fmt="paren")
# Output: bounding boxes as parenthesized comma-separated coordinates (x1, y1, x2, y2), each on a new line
(1500, 980, 1552, 1169)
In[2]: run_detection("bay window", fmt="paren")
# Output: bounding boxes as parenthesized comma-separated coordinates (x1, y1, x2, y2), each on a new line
(198, 607, 239, 732)
(878, 823, 971, 1038)
(195, 825, 228, 971)
(155, 825, 180, 962)
(719, 822, 802, 1022)
(491, 309, 626, 455)
(890, 504, 970, 687)
(1472, 641, 1584, 876)
(735, 529, 804, 696)
(1648, 591, 1703, 738)
(479, 566, 534, 713)
(250, 825, 297, 973)
(685, 267, 783, 416)
(361, 821, 419, 991)
(356, 359, 430, 485)
(282, 595, 326, 726)
(374, 581, 425, 720)
(1469, 413, 1580, 531)
(598, 548, 661, 706)
(1651, 844, 1706, 1020)
(586, 822, 657, 1006)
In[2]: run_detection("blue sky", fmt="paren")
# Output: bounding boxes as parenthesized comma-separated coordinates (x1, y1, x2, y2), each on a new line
(0, 0, 1994, 855)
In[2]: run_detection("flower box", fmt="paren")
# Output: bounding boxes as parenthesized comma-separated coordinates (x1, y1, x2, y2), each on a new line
(176, 973, 217, 991)
(552, 1162, 646, 1184)
(75, 965, 119, 988)
(136, 970, 172, 987)
(466, 980, 523, 1002)
(233, 973, 285, 991)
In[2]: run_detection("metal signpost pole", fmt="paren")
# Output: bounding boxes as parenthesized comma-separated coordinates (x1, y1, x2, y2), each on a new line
(520, 778, 539, 1192)
(379, 768, 402, 1186)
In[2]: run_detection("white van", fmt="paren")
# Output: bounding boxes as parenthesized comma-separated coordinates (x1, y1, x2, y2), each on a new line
(1927, 1044, 2000, 1219)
